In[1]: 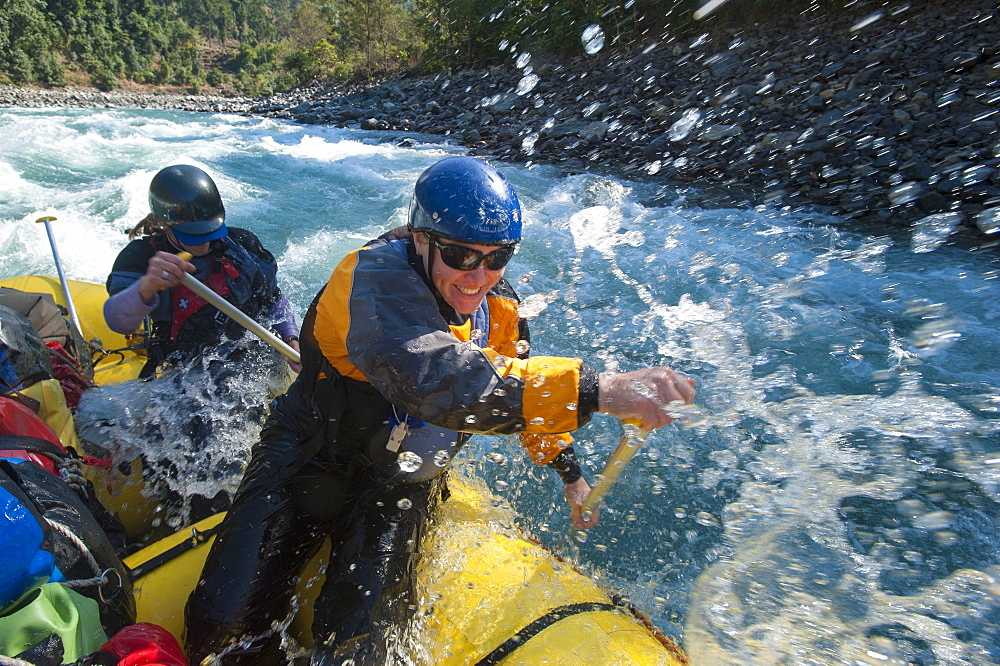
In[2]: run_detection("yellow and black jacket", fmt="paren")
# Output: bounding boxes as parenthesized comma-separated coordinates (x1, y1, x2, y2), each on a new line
(302, 227, 599, 475)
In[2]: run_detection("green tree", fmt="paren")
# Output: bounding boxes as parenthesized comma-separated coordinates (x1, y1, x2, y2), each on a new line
(0, 0, 59, 83)
(340, 0, 419, 76)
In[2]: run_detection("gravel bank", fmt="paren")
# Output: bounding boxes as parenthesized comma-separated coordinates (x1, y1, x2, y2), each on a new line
(3, 0, 1000, 243)
(0, 85, 256, 113)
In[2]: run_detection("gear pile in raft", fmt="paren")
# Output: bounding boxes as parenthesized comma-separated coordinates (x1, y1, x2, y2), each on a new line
(0, 291, 187, 665)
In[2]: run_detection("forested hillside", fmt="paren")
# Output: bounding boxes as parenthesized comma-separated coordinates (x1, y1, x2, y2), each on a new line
(0, 0, 820, 95)
(0, 0, 718, 95)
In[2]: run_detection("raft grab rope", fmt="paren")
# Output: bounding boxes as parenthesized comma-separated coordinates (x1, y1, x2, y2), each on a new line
(474, 602, 622, 666)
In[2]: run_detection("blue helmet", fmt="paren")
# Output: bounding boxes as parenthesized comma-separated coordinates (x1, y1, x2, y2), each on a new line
(408, 156, 521, 245)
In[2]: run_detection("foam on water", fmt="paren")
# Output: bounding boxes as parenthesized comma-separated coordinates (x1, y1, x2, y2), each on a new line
(3, 108, 999, 663)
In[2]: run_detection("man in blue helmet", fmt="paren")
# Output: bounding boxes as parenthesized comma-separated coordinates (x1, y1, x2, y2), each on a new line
(184, 156, 695, 665)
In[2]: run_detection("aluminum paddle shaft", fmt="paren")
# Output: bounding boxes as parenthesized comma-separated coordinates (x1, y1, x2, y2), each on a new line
(580, 423, 647, 522)
(35, 216, 83, 337)
(176, 251, 300, 364)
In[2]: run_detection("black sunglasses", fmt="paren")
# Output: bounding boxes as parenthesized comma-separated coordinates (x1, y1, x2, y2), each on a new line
(429, 236, 517, 271)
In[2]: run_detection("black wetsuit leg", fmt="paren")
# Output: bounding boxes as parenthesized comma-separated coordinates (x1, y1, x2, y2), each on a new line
(310, 478, 439, 665)
(184, 391, 342, 666)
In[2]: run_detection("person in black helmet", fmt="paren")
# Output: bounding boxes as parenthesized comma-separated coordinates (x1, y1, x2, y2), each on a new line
(184, 156, 695, 665)
(97, 164, 301, 530)
(104, 164, 300, 370)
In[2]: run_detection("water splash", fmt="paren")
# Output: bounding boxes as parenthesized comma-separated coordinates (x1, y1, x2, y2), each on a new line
(668, 109, 702, 142)
(515, 73, 539, 95)
(581, 25, 605, 54)
(910, 212, 963, 253)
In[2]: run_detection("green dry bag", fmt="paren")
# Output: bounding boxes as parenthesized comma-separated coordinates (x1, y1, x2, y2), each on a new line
(0, 582, 107, 663)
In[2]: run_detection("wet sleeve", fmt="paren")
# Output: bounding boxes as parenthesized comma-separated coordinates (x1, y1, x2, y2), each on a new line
(267, 295, 299, 341)
(106, 240, 154, 296)
(103, 279, 157, 334)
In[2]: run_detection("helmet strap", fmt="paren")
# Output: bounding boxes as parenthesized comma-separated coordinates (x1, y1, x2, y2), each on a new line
(424, 233, 437, 282)
(164, 227, 185, 252)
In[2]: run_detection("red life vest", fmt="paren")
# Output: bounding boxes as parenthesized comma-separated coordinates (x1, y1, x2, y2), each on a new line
(169, 255, 239, 341)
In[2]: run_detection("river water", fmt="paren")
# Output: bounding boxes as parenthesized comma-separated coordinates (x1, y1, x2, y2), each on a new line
(2, 107, 999, 665)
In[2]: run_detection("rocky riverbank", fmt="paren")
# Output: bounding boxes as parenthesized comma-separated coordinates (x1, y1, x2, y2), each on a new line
(3, 0, 1000, 242)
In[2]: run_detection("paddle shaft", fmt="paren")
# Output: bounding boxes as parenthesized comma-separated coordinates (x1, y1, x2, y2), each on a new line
(35, 216, 83, 337)
(175, 252, 301, 364)
(580, 426, 646, 520)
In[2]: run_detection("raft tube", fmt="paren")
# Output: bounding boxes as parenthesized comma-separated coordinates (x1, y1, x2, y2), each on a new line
(124, 472, 686, 664)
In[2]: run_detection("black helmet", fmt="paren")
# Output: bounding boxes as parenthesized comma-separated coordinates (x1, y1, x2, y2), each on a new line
(408, 156, 521, 245)
(148, 165, 228, 244)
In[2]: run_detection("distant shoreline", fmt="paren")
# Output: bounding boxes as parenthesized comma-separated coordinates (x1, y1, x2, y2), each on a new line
(3, 0, 998, 245)
(0, 85, 255, 113)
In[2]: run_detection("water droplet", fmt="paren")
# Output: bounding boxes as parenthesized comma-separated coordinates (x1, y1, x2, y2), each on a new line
(911, 212, 963, 253)
(581, 24, 605, 54)
(487, 452, 508, 465)
(887, 181, 923, 205)
(530, 416, 546, 425)
(396, 498, 413, 510)
(909, 318, 964, 354)
(515, 52, 531, 69)
(470, 328, 484, 341)
(694, 511, 719, 527)
(398, 451, 422, 473)
(464, 414, 478, 424)
(493, 387, 507, 397)
(668, 109, 702, 141)
(521, 132, 538, 154)
(493, 355, 509, 369)
(433, 450, 450, 467)
(961, 165, 993, 186)
(975, 206, 1000, 234)
(850, 11, 884, 32)
(498, 39, 509, 51)
(675, 507, 687, 519)
(495, 480, 509, 491)
(912, 510, 954, 531)
(516, 74, 539, 95)
(565, 402, 578, 411)
(515, 340, 530, 355)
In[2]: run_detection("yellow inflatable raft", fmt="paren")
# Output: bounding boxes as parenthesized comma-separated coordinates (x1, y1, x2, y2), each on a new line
(1, 275, 687, 665)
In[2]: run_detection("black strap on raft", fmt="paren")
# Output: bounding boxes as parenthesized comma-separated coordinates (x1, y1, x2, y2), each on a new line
(474, 602, 620, 666)
(0, 434, 68, 460)
(128, 523, 221, 582)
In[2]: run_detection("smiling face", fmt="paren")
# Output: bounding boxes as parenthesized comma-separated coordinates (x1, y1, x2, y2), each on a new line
(414, 232, 506, 315)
